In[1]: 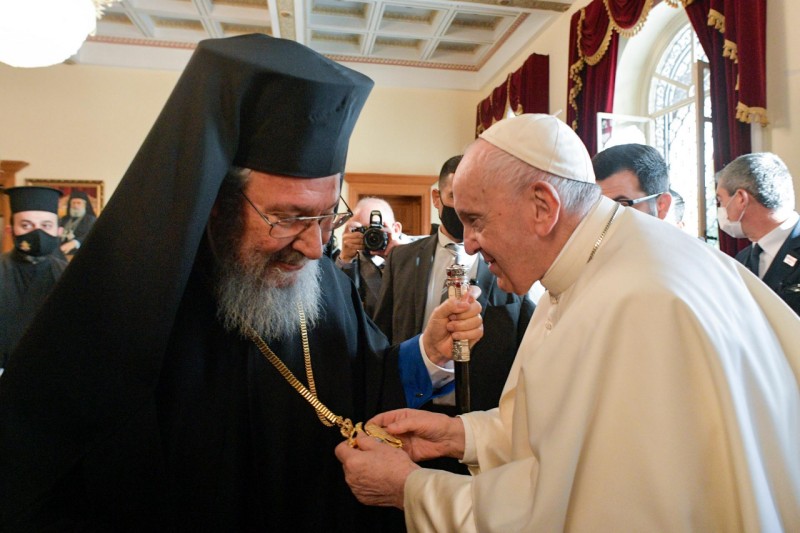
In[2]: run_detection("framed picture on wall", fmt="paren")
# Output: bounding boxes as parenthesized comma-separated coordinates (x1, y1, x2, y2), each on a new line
(25, 179, 104, 218)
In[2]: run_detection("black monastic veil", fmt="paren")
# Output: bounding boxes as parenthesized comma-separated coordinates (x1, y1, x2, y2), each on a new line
(0, 34, 408, 531)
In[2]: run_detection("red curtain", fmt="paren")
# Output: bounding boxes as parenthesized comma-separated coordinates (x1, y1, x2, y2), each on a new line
(477, 98, 494, 135)
(604, 0, 654, 35)
(685, 0, 766, 256)
(566, 1, 618, 156)
(508, 54, 550, 115)
(476, 53, 549, 136)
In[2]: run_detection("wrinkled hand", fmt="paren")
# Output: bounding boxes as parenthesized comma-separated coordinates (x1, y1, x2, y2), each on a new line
(422, 285, 483, 366)
(368, 408, 466, 463)
(335, 432, 419, 509)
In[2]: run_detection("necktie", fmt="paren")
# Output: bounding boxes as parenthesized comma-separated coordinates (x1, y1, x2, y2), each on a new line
(748, 243, 762, 277)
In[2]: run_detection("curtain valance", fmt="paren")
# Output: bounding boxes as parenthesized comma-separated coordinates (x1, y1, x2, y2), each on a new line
(475, 53, 549, 136)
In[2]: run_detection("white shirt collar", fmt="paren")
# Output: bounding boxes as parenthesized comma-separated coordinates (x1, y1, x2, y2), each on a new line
(754, 211, 800, 275)
(436, 228, 478, 268)
(756, 211, 800, 257)
(541, 196, 618, 297)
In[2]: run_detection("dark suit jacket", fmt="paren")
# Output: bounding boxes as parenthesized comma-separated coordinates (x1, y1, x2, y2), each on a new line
(373, 234, 535, 411)
(339, 251, 384, 317)
(736, 218, 800, 316)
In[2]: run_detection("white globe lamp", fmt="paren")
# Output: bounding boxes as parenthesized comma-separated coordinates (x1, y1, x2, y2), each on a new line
(0, 0, 98, 68)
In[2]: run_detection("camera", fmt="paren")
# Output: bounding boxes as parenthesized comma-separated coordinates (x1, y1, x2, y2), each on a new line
(353, 210, 389, 252)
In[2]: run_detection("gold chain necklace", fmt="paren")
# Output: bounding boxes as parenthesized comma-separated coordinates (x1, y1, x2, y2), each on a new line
(243, 302, 402, 449)
(587, 203, 621, 263)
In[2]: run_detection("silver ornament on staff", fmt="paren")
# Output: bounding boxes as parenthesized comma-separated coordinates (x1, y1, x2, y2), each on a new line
(445, 263, 471, 414)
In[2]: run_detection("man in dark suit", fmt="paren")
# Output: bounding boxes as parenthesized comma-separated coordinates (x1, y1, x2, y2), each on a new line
(337, 196, 411, 316)
(373, 155, 535, 414)
(717, 152, 800, 315)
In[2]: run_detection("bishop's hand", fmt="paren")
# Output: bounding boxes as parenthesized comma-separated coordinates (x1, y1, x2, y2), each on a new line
(335, 431, 418, 509)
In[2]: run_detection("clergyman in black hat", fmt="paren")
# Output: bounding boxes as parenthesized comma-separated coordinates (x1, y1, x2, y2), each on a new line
(0, 185, 66, 373)
(0, 35, 482, 531)
(59, 190, 97, 257)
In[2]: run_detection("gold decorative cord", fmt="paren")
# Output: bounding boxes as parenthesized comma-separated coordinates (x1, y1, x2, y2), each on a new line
(588, 203, 621, 263)
(297, 302, 331, 427)
(243, 305, 402, 449)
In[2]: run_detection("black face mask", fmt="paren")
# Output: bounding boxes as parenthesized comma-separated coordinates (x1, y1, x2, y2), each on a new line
(440, 203, 464, 242)
(14, 229, 60, 258)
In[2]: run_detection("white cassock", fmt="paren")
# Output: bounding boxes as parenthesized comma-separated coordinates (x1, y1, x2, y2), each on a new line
(404, 196, 800, 532)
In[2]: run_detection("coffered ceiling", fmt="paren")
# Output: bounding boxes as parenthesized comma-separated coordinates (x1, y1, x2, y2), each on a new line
(76, 0, 576, 90)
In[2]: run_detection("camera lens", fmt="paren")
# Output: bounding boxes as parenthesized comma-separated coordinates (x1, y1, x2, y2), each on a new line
(363, 227, 388, 251)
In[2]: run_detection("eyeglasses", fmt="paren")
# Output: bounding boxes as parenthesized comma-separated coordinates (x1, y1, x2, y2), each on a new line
(240, 191, 353, 239)
(615, 192, 663, 207)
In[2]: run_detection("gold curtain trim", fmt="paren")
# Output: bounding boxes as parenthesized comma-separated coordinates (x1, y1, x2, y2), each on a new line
(508, 70, 525, 116)
(568, 8, 588, 131)
(583, 19, 615, 66)
(736, 102, 768, 126)
(567, 58, 585, 130)
(723, 38, 739, 63)
(569, 4, 612, 131)
(505, 74, 513, 115)
(603, 0, 654, 38)
(708, 8, 725, 33)
(568, 57, 585, 131)
(475, 74, 514, 136)
(705, 7, 767, 125)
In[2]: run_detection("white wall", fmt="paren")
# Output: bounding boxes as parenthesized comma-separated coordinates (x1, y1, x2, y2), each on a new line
(0, 63, 176, 195)
(764, 0, 800, 192)
(0, 63, 479, 204)
(348, 86, 478, 175)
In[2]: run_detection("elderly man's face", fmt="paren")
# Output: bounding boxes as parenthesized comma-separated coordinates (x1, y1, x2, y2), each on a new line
(237, 170, 339, 286)
(209, 170, 337, 340)
(454, 143, 540, 295)
(69, 198, 88, 218)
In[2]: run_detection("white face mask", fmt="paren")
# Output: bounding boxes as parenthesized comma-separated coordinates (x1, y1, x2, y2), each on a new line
(717, 195, 747, 239)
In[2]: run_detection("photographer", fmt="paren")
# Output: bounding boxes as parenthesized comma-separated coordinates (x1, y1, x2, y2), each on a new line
(336, 197, 410, 315)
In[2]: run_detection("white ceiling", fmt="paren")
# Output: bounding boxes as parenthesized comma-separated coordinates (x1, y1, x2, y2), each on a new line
(75, 0, 576, 90)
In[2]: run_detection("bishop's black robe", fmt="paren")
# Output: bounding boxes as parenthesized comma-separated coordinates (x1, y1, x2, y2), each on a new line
(0, 250, 66, 369)
(2, 250, 407, 531)
(0, 34, 407, 532)
(59, 212, 97, 257)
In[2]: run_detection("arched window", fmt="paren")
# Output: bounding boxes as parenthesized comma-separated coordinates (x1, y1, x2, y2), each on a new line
(612, 4, 716, 242)
(648, 23, 713, 242)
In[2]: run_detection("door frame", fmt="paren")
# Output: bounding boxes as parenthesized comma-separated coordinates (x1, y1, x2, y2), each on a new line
(344, 173, 435, 236)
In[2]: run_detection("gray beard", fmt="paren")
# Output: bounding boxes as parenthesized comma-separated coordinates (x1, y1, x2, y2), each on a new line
(215, 250, 323, 342)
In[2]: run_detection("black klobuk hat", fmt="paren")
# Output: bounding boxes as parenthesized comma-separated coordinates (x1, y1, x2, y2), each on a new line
(2, 186, 63, 214)
(179, 34, 374, 178)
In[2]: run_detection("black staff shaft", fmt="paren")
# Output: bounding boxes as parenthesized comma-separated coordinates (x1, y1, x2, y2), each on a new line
(446, 264, 472, 414)
(455, 360, 471, 414)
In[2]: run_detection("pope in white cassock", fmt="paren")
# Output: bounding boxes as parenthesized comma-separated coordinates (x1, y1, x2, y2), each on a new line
(336, 113, 800, 532)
